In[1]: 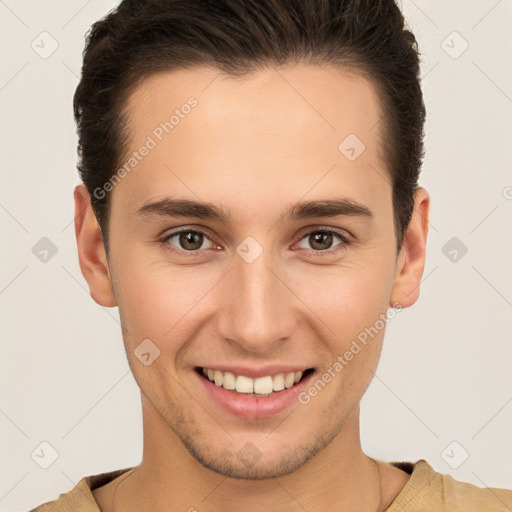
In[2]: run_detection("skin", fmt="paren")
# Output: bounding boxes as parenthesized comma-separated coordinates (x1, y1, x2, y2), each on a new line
(74, 63, 430, 511)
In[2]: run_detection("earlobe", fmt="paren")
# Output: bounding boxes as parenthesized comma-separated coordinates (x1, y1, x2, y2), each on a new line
(73, 184, 117, 307)
(389, 187, 430, 309)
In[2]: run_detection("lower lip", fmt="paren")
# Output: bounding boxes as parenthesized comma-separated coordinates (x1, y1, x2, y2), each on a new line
(194, 368, 316, 419)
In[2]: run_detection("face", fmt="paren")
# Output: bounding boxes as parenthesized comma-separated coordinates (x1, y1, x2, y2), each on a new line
(75, 64, 429, 480)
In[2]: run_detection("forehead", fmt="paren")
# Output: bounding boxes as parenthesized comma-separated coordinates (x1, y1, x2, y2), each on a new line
(124, 63, 384, 146)
(113, 64, 389, 219)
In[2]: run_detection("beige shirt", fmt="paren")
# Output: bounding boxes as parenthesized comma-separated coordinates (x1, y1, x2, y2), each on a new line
(29, 459, 512, 511)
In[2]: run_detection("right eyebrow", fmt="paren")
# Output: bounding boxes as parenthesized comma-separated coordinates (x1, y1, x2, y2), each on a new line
(135, 198, 232, 225)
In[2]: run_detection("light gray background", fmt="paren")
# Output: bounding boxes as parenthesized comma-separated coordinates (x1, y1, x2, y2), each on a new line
(1, 0, 511, 510)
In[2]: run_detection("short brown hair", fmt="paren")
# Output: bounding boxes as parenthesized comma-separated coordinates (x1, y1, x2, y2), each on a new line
(73, 0, 426, 254)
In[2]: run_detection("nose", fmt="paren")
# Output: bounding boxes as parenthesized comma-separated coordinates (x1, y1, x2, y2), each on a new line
(217, 242, 298, 353)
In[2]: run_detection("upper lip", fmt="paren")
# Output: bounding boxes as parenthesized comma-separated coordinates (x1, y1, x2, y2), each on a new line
(196, 365, 314, 379)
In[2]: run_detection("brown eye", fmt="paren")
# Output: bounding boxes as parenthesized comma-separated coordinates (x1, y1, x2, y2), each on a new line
(163, 229, 215, 253)
(308, 232, 334, 251)
(178, 231, 204, 250)
(296, 229, 349, 253)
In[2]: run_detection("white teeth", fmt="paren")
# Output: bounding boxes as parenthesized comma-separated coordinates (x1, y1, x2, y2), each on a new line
(253, 376, 273, 394)
(235, 375, 254, 393)
(284, 372, 295, 389)
(272, 373, 285, 391)
(222, 371, 236, 390)
(213, 370, 223, 387)
(201, 367, 307, 394)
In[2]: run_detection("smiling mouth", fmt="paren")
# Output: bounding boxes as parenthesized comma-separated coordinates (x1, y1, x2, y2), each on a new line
(194, 366, 315, 396)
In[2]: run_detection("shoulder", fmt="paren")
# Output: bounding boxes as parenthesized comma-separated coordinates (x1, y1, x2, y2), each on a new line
(439, 472, 512, 511)
(386, 459, 512, 512)
(28, 467, 134, 512)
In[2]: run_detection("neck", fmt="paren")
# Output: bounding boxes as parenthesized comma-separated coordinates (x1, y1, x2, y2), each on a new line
(111, 398, 384, 512)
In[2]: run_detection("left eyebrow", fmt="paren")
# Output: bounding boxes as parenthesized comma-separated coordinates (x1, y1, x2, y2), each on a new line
(282, 198, 373, 223)
(135, 196, 373, 225)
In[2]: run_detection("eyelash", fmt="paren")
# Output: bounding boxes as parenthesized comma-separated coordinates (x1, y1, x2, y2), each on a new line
(159, 226, 351, 258)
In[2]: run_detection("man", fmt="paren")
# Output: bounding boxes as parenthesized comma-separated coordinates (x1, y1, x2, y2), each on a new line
(31, 0, 512, 510)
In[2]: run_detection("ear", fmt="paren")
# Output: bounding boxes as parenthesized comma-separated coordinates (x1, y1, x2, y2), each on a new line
(390, 186, 430, 308)
(73, 184, 117, 307)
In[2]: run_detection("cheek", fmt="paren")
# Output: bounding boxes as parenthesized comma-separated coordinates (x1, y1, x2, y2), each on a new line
(301, 263, 393, 335)
(291, 260, 393, 387)
(310, 273, 389, 391)
(113, 256, 217, 345)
